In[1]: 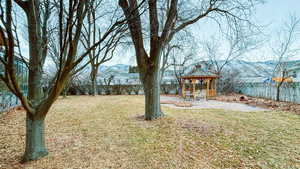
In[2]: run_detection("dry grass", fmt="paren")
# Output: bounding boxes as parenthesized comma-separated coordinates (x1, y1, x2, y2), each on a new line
(160, 100, 193, 107)
(0, 95, 299, 169)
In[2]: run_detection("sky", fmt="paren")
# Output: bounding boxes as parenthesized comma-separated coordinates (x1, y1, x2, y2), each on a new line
(255, 0, 300, 25)
(108, 0, 300, 66)
(244, 0, 300, 62)
(15, 0, 300, 66)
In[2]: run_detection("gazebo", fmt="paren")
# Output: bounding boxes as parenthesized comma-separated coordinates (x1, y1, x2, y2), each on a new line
(180, 65, 218, 100)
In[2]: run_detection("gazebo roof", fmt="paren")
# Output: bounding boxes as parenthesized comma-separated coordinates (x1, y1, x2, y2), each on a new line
(181, 65, 218, 79)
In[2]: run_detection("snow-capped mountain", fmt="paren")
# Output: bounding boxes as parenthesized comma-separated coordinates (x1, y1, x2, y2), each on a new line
(92, 60, 300, 83)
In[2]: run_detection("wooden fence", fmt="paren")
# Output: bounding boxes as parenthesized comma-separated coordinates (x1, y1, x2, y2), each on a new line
(235, 82, 300, 103)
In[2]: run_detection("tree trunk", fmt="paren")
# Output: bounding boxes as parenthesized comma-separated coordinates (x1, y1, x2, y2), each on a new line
(276, 85, 280, 101)
(63, 90, 67, 98)
(62, 82, 70, 98)
(160, 68, 165, 84)
(91, 77, 97, 96)
(142, 69, 163, 120)
(62, 87, 67, 98)
(22, 113, 48, 163)
(90, 67, 98, 96)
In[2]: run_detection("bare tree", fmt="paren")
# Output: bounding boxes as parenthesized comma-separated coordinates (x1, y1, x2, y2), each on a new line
(159, 30, 192, 83)
(172, 51, 194, 92)
(132, 84, 142, 95)
(271, 15, 300, 101)
(102, 74, 114, 95)
(119, 0, 261, 120)
(0, 0, 124, 162)
(200, 27, 262, 94)
(160, 44, 175, 82)
(81, 0, 126, 96)
(202, 28, 262, 76)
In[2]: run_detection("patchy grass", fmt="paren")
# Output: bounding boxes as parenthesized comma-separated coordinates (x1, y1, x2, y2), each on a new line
(0, 95, 299, 169)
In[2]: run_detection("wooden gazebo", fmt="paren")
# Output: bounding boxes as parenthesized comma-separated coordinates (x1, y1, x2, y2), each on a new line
(180, 66, 218, 100)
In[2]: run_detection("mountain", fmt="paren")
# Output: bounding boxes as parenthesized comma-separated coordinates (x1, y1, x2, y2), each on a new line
(227, 60, 274, 77)
(99, 64, 129, 73)
(95, 60, 300, 83)
(227, 60, 300, 78)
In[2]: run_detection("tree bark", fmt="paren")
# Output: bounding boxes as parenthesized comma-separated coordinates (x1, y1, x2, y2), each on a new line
(90, 69, 98, 96)
(22, 113, 48, 163)
(142, 67, 163, 120)
(63, 90, 67, 98)
(91, 78, 97, 96)
(276, 85, 281, 101)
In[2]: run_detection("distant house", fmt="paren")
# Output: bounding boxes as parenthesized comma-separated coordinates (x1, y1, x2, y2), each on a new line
(272, 61, 300, 82)
(287, 64, 300, 81)
(98, 64, 179, 85)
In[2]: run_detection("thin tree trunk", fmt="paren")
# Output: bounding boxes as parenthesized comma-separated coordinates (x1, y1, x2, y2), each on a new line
(62, 81, 70, 98)
(90, 68, 98, 96)
(276, 85, 281, 101)
(91, 79, 97, 96)
(22, 113, 48, 163)
(142, 68, 163, 120)
(62, 87, 68, 98)
(63, 90, 67, 98)
(160, 68, 165, 83)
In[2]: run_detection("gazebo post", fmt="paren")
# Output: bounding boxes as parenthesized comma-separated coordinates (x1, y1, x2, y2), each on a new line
(182, 79, 186, 98)
(179, 66, 219, 99)
(206, 79, 210, 99)
(214, 78, 217, 96)
(192, 79, 196, 100)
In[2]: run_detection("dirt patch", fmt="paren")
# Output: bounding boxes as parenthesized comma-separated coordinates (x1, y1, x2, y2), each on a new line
(134, 115, 146, 120)
(178, 119, 224, 136)
(216, 93, 300, 115)
(130, 115, 159, 128)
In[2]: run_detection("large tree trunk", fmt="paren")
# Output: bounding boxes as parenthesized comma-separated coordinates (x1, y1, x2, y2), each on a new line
(22, 113, 48, 163)
(142, 68, 163, 120)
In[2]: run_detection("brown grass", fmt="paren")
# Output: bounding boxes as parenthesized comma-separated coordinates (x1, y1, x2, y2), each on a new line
(0, 95, 299, 169)
(160, 100, 193, 107)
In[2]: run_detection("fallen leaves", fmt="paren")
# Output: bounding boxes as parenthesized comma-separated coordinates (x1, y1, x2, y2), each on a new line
(0, 95, 299, 169)
(160, 100, 193, 107)
(216, 93, 300, 114)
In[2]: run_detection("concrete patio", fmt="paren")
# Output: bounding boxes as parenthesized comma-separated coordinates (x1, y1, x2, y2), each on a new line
(160, 96, 268, 112)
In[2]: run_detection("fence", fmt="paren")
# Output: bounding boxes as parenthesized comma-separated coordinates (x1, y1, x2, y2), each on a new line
(68, 83, 180, 96)
(0, 58, 28, 112)
(235, 82, 300, 103)
(0, 92, 21, 111)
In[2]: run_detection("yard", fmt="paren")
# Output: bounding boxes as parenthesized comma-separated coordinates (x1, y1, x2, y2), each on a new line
(0, 95, 299, 169)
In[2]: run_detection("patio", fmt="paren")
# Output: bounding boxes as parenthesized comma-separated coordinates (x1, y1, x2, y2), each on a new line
(161, 96, 267, 112)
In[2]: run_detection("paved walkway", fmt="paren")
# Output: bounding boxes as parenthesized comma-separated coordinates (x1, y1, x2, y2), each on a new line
(161, 96, 268, 112)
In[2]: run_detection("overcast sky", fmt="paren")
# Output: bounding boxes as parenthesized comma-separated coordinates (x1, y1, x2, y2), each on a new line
(107, 0, 300, 66)
(16, 1, 300, 66)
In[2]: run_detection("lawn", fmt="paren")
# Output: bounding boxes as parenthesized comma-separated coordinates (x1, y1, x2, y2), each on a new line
(0, 95, 299, 169)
